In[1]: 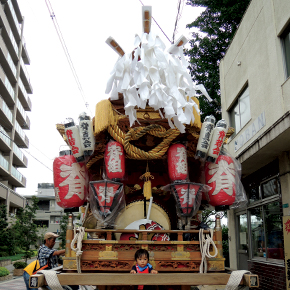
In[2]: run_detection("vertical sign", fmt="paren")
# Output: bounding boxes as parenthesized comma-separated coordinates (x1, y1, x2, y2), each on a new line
(283, 216, 290, 290)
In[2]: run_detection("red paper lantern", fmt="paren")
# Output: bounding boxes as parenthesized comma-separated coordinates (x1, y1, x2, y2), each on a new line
(170, 182, 204, 217)
(168, 144, 188, 181)
(53, 154, 88, 208)
(205, 154, 236, 207)
(90, 180, 123, 217)
(104, 141, 125, 180)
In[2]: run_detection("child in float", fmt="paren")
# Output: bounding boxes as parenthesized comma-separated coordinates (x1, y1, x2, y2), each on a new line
(130, 249, 158, 289)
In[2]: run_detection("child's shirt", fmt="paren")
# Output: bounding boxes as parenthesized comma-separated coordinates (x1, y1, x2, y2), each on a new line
(131, 263, 153, 273)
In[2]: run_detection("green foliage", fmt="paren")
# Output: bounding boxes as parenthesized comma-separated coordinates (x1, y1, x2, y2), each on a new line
(13, 261, 27, 269)
(0, 204, 16, 256)
(185, 0, 251, 121)
(12, 196, 39, 263)
(0, 267, 10, 277)
(59, 213, 69, 249)
(222, 225, 229, 267)
(37, 225, 48, 246)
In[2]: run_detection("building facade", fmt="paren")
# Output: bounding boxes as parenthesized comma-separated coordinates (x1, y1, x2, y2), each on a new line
(220, 0, 290, 289)
(25, 183, 65, 248)
(0, 0, 32, 216)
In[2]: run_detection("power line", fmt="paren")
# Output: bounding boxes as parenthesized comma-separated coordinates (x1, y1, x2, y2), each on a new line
(138, 0, 172, 43)
(172, 0, 185, 43)
(44, 0, 92, 116)
(0, 130, 53, 172)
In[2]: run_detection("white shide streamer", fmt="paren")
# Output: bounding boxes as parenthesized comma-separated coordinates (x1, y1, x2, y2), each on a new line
(105, 32, 211, 133)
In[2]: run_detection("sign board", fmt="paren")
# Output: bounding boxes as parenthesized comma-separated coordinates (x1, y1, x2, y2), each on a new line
(283, 215, 290, 290)
(234, 111, 266, 152)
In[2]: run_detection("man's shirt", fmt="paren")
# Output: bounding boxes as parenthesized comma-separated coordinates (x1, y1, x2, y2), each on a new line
(38, 245, 58, 269)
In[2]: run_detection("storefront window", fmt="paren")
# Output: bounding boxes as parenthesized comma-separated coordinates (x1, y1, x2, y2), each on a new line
(265, 201, 284, 260)
(248, 186, 259, 203)
(250, 207, 265, 258)
(261, 178, 279, 199)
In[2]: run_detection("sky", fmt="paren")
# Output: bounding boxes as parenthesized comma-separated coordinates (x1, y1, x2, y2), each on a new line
(16, 0, 205, 196)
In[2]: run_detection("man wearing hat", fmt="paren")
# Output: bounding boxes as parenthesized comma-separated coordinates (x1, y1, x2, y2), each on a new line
(38, 232, 65, 269)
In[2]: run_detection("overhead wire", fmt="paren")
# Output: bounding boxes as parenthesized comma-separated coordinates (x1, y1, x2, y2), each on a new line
(44, 0, 93, 116)
(172, 0, 185, 43)
(0, 129, 53, 172)
(138, 0, 173, 43)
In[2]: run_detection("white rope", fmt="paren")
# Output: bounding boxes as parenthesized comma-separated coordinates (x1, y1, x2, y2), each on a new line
(71, 226, 86, 290)
(38, 270, 63, 290)
(199, 228, 218, 273)
(225, 270, 251, 290)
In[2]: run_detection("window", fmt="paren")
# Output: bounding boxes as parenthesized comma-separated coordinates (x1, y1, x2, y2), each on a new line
(34, 220, 49, 227)
(37, 200, 50, 211)
(229, 86, 251, 135)
(282, 25, 290, 78)
(240, 160, 283, 262)
(248, 177, 283, 261)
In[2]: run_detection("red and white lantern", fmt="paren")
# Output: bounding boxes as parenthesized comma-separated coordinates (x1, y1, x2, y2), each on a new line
(53, 154, 88, 208)
(90, 180, 123, 217)
(104, 141, 125, 180)
(167, 144, 188, 181)
(205, 154, 236, 207)
(64, 119, 84, 162)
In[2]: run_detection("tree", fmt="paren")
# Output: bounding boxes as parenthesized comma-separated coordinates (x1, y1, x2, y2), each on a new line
(0, 204, 16, 256)
(12, 196, 39, 262)
(185, 0, 251, 121)
(59, 213, 69, 249)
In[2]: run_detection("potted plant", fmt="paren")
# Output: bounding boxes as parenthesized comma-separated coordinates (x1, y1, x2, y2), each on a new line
(13, 261, 27, 276)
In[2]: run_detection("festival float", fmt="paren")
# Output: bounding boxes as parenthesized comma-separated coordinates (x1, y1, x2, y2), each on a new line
(30, 6, 259, 290)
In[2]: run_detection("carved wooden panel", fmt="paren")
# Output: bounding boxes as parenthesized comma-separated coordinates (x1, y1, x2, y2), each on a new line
(148, 245, 176, 252)
(82, 244, 105, 251)
(156, 261, 199, 271)
(114, 244, 140, 252)
(81, 260, 132, 271)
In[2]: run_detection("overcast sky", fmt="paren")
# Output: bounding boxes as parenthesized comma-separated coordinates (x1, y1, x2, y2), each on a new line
(16, 0, 204, 196)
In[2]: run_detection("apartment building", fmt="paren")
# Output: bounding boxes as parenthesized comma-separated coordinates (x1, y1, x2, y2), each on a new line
(25, 183, 65, 248)
(0, 0, 32, 215)
(220, 0, 290, 289)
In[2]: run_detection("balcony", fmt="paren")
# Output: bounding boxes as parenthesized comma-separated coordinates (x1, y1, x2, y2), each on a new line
(0, 65, 15, 106)
(4, 0, 21, 42)
(0, 36, 17, 84)
(0, 125, 11, 152)
(16, 98, 30, 129)
(0, 8, 18, 61)
(0, 96, 13, 130)
(22, 41, 30, 65)
(0, 153, 9, 176)
(10, 0, 23, 24)
(18, 78, 32, 111)
(12, 142, 28, 167)
(14, 120, 29, 148)
(10, 165, 26, 187)
(20, 58, 33, 94)
(0, 183, 26, 209)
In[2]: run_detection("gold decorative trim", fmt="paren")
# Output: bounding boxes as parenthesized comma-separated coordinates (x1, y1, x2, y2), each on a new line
(99, 251, 118, 260)
(171, 251, 190, 260)
(170, 241, 190, 244)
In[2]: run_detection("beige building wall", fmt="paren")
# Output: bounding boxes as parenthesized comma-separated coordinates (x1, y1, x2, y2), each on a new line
(219, 0, 290, 274)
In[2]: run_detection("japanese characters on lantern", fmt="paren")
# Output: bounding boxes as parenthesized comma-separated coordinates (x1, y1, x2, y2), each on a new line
(206, 119, 228, 163)
(104, 141, 125, 180)
(196, 115, 216, 160)
(205, 154, 236, 207)
(168, 144, 188, 182)
(90, 180, 124, 218)
(64, 119, 85, 162)
(53, 153, 88, 208)
(78, 112, 95, 157)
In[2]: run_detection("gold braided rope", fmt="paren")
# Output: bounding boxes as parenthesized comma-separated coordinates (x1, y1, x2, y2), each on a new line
(108, 124, 180, 159)
(86, 154, 104, 169)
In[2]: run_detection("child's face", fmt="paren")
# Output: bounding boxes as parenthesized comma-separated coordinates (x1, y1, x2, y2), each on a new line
(136, 254, 148, 268)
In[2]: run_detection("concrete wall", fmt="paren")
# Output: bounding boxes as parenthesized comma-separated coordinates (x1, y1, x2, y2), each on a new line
(220, 0, 290, 157)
